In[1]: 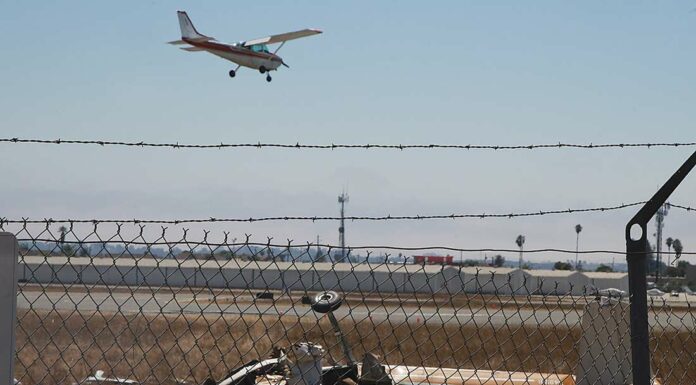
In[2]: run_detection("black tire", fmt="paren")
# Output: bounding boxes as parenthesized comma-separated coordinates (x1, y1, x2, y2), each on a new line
(311, 291, 343, 313)
(229, 70, 236, 78)
(259, 66, 267, 74)
(266, 75, 272, 82)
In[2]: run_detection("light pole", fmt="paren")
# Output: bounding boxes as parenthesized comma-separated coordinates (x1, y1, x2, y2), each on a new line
(575, 224, 583, 271)
(338, 192, 349, 263)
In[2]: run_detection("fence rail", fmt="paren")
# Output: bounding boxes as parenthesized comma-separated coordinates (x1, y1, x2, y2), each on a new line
(3, 221, 694, 385)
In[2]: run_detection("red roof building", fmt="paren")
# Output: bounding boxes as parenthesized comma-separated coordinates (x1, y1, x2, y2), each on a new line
(413, 255, 454, 265)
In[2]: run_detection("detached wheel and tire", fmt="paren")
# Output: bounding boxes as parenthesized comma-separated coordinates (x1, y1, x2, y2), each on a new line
(311, 291, 343, 313)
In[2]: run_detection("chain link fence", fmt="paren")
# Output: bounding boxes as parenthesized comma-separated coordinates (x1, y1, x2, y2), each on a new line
(3, 221, 694, 385)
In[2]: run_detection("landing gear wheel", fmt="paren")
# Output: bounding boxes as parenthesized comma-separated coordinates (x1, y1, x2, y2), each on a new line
(266, 74, 272, 82)
(311, 291, 343, 313)
(259, 66, 267, 74)
(228, 70, 236, 78)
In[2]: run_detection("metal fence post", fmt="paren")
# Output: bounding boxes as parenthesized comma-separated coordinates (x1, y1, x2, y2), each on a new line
(625, 150, 696, 385)
(0, 233, 19, 385)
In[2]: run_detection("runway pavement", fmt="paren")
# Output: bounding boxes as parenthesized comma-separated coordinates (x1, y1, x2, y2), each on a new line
(16, 287, 696, 330)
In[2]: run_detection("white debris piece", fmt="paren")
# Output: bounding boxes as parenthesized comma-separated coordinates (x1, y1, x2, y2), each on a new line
(287, 342, 325, 385)
(76, 370, 139, 385)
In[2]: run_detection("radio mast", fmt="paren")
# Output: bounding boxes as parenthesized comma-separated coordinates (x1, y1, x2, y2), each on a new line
(655, 203, 669, 284)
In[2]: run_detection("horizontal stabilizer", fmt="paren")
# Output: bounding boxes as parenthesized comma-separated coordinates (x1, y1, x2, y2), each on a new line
(168, 40, 187, 45)
(180, 46, 205, 52)
(190, 36, 215, 42)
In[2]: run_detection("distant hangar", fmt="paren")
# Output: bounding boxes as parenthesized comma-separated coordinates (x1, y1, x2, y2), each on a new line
(19, 256, 628, 296)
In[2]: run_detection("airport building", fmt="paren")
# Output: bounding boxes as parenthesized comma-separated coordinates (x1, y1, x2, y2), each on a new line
(522, 270, 589, 296)
(19, 256, 629, 296)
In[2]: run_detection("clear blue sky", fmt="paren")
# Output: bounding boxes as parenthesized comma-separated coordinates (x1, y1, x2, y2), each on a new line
(1, 1, 695, 264)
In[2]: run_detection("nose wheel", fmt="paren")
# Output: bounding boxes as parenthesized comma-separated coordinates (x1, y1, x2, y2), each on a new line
(228, 69, 236, 78)
(266, 74, 272, 82)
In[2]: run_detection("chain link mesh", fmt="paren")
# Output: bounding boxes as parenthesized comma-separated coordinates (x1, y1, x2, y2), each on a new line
(4, 221, 692, 385)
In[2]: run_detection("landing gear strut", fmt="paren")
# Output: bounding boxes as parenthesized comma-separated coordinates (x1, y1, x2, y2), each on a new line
(228, 69, 236, 78)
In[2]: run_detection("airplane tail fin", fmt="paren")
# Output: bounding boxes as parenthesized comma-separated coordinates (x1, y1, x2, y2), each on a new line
(177, 11, 208, 40)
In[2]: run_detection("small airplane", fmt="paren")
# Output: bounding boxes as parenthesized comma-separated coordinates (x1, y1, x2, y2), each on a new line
(169, 11, 322, 82)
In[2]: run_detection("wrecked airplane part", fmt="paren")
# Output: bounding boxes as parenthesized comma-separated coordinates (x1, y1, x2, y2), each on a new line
(73, 370, 139, 385)
(288, 343, 325, 385)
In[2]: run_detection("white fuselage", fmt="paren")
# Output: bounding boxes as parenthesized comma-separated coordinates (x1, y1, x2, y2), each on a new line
(184, 38, 282, 71)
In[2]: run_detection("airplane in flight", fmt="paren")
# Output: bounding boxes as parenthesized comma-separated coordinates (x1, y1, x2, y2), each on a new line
(169, 11, 322, 82)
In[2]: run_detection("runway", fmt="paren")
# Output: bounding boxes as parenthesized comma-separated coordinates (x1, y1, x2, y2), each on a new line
(16, 286, 695, 330)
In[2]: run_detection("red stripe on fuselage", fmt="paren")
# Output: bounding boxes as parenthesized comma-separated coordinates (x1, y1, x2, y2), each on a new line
(184, 39, 280, 61)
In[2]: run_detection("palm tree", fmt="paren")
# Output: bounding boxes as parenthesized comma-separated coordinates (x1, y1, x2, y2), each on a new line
(666, 237, 674, 266)
(516, 235, 526, 269)
(575, 224, 583, 271)
(672, 239, 683, 262)
(58, 226, 67, 244)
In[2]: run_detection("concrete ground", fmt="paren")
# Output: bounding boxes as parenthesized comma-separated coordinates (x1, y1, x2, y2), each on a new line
(16, 284, 695, 330)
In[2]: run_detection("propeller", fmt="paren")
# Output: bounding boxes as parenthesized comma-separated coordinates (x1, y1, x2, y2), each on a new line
(281, 60, 290, 68)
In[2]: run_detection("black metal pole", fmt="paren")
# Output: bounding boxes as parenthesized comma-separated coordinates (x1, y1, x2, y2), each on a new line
(626, 230, 651, 385)
(625, 150, 696, 385)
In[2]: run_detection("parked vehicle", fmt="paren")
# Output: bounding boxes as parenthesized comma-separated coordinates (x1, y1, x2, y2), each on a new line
(647, 288, 665, 297)
(597, 288, 627, 298)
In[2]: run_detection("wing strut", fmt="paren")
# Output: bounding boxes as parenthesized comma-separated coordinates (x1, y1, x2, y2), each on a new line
(273, 41, 286, 55)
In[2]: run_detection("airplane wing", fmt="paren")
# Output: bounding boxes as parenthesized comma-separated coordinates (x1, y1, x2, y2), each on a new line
(243, 29, 322, 46)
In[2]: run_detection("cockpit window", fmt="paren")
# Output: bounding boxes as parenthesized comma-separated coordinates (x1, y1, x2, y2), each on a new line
(249, 44, 270, 53)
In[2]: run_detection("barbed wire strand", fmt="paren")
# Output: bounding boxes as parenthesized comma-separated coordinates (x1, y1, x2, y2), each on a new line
(2, 137, 696, 150)
(1, 201, 694, 225)
(16, 238, 696, 256)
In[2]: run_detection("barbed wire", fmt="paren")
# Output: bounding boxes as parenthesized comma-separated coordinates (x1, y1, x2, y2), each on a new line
(2, 137, 696, 151)
(1, 201, 694, 225)
(14, 238, 696, 256)
(0, 201, 649, 224)
(668, 202, 695, 212)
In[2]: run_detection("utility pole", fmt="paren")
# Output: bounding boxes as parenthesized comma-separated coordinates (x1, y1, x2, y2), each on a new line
(655, 203, 669, 285)
(338, 192, 349, 263)
(315, 235, 321, 262)
(575, 224, 583, 271)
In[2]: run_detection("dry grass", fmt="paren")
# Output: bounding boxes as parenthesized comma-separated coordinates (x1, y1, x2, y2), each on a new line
(14, 309, 693, 385)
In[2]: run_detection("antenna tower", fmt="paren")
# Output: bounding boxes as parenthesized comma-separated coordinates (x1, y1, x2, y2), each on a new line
(655, 203, 669, 285)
